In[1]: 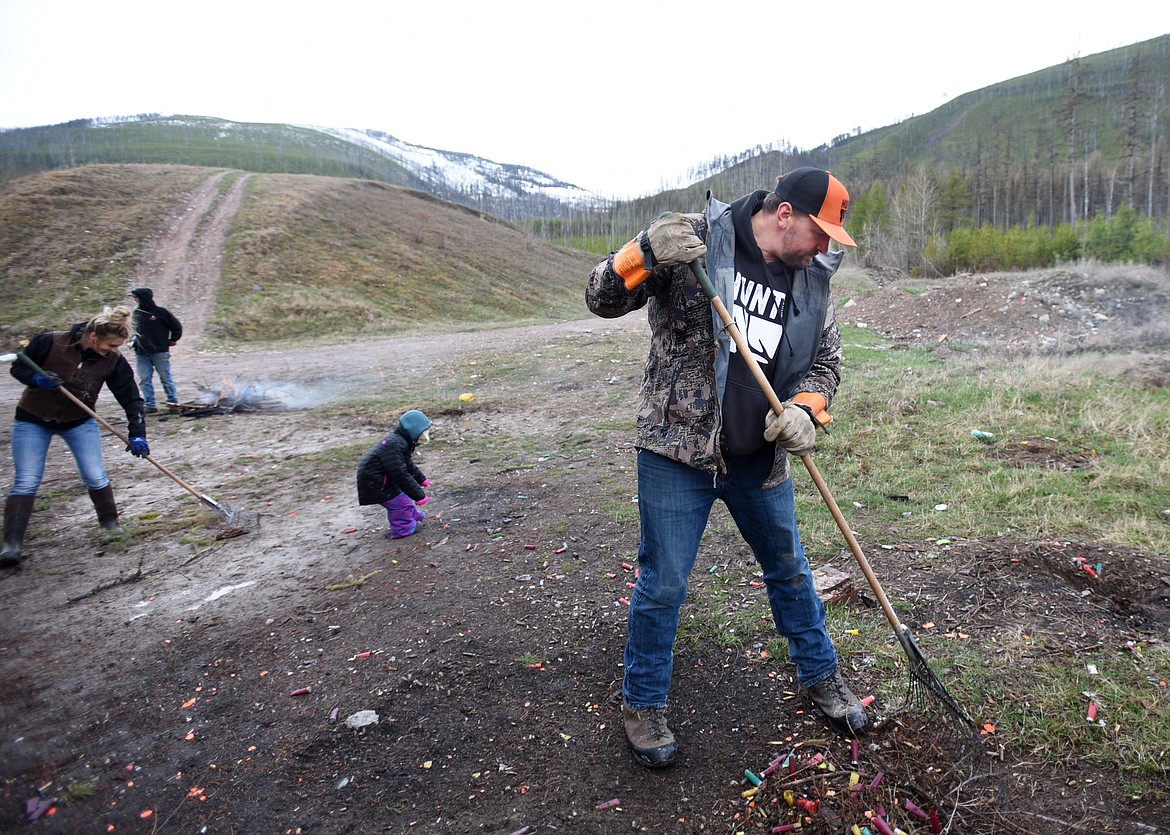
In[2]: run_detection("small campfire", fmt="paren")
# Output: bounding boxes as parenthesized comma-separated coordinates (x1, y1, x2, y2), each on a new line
(168, 379, 306, 417)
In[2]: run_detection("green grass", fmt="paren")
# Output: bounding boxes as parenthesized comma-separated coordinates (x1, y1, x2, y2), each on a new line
(793, 329, 1170, 553)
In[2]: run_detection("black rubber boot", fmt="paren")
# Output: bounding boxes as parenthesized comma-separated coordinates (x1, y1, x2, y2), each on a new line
(1, 494, 36, 568)
(88, 485, 124, 534)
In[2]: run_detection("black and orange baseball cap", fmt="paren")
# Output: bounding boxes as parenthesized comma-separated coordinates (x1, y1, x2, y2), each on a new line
(774, 167, 856, 247)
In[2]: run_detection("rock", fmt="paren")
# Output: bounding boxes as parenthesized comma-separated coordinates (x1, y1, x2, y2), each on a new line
(813, 565, 858, 606)
(344, 710, 380, 729)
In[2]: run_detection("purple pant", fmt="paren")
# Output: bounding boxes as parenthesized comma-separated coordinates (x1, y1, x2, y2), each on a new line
(383, 493, 425, 538)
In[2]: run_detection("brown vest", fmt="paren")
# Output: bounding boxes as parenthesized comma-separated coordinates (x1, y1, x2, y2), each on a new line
(18, 332, 120, 425)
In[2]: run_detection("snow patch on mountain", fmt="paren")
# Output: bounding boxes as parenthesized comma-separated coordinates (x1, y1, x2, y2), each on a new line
(312, 126, 603, 207)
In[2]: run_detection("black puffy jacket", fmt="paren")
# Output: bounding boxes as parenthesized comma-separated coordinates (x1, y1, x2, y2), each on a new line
(355, 423, 428, 506)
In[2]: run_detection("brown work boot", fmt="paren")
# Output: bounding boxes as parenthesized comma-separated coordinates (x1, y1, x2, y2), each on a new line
(622, 700, 677, 768)
(807, 670, 869, 736)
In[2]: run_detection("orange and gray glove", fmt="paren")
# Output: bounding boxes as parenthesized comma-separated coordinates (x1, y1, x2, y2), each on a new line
(613, 214, 707, 290)
(764, 393, 831, 455)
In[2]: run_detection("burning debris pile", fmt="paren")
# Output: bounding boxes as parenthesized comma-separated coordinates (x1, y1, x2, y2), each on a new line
(170, 379, 310, 416)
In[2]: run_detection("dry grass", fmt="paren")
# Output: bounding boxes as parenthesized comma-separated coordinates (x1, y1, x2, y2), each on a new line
(0, 164, 600, 351)
(0, 164, 216, 342)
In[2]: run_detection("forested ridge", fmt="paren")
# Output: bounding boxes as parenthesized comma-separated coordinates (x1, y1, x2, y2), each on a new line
(535, 34, 1170, 274)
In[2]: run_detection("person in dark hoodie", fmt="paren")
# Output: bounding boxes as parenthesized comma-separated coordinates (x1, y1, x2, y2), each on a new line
(129, 287, 183, 413)
(2, 304, 149, 569)
(356, 410, 432, 539)
(586, 167, 868, 768)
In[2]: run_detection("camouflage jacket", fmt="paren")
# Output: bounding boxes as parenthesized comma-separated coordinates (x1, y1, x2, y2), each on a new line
(585, 193, 843, 487)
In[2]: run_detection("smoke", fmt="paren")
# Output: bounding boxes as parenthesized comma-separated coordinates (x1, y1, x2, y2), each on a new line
(192, 378, 331, 412)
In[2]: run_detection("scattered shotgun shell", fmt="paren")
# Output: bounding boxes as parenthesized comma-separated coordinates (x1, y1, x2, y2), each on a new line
(744, 769, 762, 786)
(524, 544, 536, 550)
(848, 771, 860, 788)
(861, 694, 875, 706)
(353, 651, 371, 660)
(595, 798, 620, 810)
(851, 737, 859, 765)
(794, 797, 819, 814)
(290, 687, 311, 697)
(741, 787, 759, 798)
(1087, 700, 1098, 722)
(772, 825, 797, 834)
(930, 808, 942, 834)
(761, 755, 785, 777)
(869, 770, 885, 789)
(872, 815, 895, 835)
(904, 798, 929, 820)
(621, 562, 633, 570)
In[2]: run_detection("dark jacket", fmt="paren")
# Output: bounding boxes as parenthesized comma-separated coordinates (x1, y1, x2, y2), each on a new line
(355, 412, 431, 506)
(585, 192, 842, 487)
(131, 288, 182, 354)
(12, 325, 146, 437)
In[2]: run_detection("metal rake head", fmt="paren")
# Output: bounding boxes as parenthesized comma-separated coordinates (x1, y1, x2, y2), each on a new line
(895, 624, 979, 734)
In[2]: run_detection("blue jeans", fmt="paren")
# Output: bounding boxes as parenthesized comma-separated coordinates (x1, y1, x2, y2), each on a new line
(9, 418, 110, 495)
(135, 351, 177, 407)
(623, 449, 838, 710)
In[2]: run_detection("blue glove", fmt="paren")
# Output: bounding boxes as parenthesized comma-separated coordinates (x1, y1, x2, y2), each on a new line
(31, 372, 62, 390)
(126, 436, 150, 458)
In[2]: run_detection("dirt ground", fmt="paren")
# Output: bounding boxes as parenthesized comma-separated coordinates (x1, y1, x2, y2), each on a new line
(1, 178, 1168, 834)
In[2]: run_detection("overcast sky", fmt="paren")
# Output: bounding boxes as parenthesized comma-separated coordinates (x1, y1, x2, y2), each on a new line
(2, 1, 1167, 198)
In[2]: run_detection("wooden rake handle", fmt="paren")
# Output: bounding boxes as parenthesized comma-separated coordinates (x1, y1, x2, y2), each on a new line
(687, 261, 904, 632)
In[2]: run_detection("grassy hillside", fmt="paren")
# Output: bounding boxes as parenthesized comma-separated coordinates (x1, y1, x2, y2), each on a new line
(214, 174, 598, 346)
(0, 164, 599, 350)
(0, 164, 216, 335)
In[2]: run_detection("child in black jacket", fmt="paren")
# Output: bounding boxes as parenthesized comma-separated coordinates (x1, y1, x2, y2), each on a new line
(356, 410, 431, 538)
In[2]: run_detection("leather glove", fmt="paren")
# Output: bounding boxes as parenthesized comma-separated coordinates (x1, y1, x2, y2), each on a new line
(415, 496, 430, 506)
(31, 371, 62, 390)
(126, 436, 150, 458)
(645, 214, 706, 267)
(764, 403, 817, 455)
